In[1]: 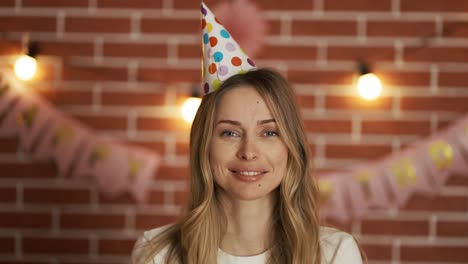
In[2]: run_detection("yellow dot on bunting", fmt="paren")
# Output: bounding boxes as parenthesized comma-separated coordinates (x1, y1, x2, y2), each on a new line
(206, 23, 213, 33)
(212, 79, 221, 90)
(238, 70, 247, 74)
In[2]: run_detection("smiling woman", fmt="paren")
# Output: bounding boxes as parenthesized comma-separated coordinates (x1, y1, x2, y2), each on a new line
(131, 68, 363, 264)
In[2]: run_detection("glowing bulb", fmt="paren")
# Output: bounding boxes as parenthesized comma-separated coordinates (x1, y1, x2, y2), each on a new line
(181, 97, 202, 123)
(14, 54, 37, 81)
(357, 73, 382, 100)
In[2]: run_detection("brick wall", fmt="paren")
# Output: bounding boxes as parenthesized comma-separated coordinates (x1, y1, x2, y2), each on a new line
(1, 0, 468, 263)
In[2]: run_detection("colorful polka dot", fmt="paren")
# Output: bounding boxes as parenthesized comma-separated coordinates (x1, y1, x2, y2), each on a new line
(231, 57, 242, 66)
(247, 58, 255, 66)
(209, 37, 218, 47)
(225, 42, 236, 52)
(215, 17, 222, 25)
(201, 5, 207, 16)
(208, 63, 217, 74)
(220, 29, 230, 38)
(213, 51, 224, 62)
(201, 19, 206, 29)
(204, 83, 210, 94)
(207, 23, 213, 33)
(219, 65, 229, 76)
(203, 33, 209, 44)
(212, 79, 221, 90)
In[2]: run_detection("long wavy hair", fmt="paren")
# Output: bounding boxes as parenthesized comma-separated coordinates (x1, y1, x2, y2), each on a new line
(133, 68, 322, 263)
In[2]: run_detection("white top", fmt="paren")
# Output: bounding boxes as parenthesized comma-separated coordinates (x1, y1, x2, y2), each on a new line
(132, 225, 363, 264)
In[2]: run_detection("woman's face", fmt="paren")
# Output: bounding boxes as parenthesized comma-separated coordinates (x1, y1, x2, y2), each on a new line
(209, 85, 288, 201)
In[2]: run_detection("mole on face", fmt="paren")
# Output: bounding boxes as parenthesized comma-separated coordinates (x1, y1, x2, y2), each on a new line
(258, 184, 262, 187)
(256, 101, 259, 104)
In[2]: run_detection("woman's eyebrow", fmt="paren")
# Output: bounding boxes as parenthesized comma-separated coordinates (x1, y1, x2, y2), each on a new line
(216, 119, 275, 126)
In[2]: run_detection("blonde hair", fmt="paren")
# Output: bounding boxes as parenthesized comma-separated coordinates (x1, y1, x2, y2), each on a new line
(133, 68, 322, 263)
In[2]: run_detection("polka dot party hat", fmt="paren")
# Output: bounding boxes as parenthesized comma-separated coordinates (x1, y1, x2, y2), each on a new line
(201, 1, 256, 94)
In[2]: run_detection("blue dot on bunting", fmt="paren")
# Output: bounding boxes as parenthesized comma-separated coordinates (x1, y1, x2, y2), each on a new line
(213, 52, 224, 62)
(203, 33, 209, 44)
(220, 29, 230, 38)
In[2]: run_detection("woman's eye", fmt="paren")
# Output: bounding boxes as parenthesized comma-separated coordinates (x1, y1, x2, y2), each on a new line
(264, 131, 278, 137)
(221, 130, 239, 137)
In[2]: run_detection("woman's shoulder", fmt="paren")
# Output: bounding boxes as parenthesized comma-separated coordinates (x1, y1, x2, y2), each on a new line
(319, 226, 363, 264)
(132, 224, 174, 264)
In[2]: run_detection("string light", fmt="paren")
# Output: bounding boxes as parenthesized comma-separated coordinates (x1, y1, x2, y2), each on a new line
(356, 61, 382, 101)
(14, 34, 38, 81)
(181, 85, 202, 123)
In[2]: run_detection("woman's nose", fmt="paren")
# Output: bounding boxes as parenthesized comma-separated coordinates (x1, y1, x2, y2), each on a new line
(236, 138, 258, 161)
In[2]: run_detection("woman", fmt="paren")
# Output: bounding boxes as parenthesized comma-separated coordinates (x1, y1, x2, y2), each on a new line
(131, 68, 363, 263)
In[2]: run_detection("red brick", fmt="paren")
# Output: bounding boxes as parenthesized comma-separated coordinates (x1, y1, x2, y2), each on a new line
(98, 238, 135, 255)
(74, 114, 127, 130)
(23, 187, 90, 205)
(178, 44, 200, 59)
(63, 66, 128, 81)
(60, 212, 126, 229)
(40, 41, 94, 57)
(362, 120, 430, 136)
(135, 214, 179, 230)
(296, 95, 315, 109)
(103, 43, 168, 58)
(321, 218, 353, 233)
(0, 237, 14, 253)
(361, 219, 429, 236)
(0, 187, 16, 203)
(401, 245, 468, 262)
(0, 162, 57, 179)
(403, 194, 467, 212)
(0, 42, 22, 55)
(304, 119, 352, 134)
(267, 20, 281, 36)
(23, 237, 89, 254)
(176, 142, 189, 156)
(136, 117, 191, 131)
(0, 212, 52, 229)
(292, 20, 357, 36)
(324, 0, 391, 11)
(258, 45, 317, 60)
(147, 190, 165, 205)
(175, 191, 188, 207)
(138, 68, 200, 83)
(35, 89, 93, 106)
(288, 70, 354, 85)
(401, 0, 468, 12)
(174, 0, 314, 10)
(0, 0, 14, 7)
(23, 0, 88, 7)
(101, 91, 165, 106)
(326, 144, 392, 159)
(367, 21, 436, 37)
(404, 47, 468, 63)
(98, 192, 134, 204)
(157, 165, 189, 180)
(375, 70, 431, 87)
(443, 21, 468, 38)
(325, 95, 393, 111)
(141, 18, 198, 34)
(439, 71, 468, 88)
(400, 96, 468, 112)
(65, 17, 130, 33)
(0, 261, 50, 264)
(97, 0, 162, 9)
(0, 17, 56, 32)
(0, 137, 17, 153)
(327, 46, 394, 62)
(437, 220, 468, 237)
(446, 174, 468, 187)
(361, 244, 392, 260)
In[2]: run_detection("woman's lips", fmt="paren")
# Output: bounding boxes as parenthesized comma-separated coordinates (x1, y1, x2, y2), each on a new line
(230, 169, 268, 182)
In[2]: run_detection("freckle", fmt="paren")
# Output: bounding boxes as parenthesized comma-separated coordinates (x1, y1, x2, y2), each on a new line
(258, 184, 261, 187)
(256, 101, 259, 104)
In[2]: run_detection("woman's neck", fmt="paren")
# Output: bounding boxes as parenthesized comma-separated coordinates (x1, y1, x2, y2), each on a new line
(219, 194, 276, 256)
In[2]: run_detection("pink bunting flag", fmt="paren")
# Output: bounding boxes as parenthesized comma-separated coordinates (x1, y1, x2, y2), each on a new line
(318, 173, 350, 223)
(127, 148, 161, 203)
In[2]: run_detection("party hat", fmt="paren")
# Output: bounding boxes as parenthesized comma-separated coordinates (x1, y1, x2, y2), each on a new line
(201, 2, 256, 94)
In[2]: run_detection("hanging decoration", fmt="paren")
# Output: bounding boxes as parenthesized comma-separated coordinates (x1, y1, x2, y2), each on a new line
(318, 114, 468, 223)
(0, 71, 161, 203)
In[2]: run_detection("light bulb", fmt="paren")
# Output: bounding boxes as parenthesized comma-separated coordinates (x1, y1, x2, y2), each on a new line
(181, 97, 202, 123)
(14, 54, 37, 81)
(357, 73, 382, 100)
